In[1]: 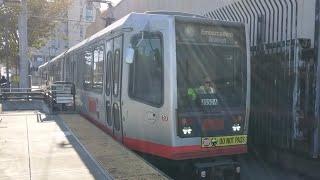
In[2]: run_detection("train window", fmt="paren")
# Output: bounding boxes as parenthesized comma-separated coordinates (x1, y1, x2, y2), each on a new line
(53, 61, 61, 82)
(76, 53, 81, 87)
(83, 49, 93, 90)
(106, 103, 112, 126)
(74, 54, 78, 86)
(62, 58, 65, 81)
(93, 45, 104, 93)
(113, 103, 120, 131)
(71, 57, 75, 83)
(113, 49, 120, 96)
(106, 52, 112, 96)
(129, 32, 163, 107)
(65, 56, 71, 82)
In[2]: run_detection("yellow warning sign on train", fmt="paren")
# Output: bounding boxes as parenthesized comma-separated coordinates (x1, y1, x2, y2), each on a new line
(201, 135, 247, 148)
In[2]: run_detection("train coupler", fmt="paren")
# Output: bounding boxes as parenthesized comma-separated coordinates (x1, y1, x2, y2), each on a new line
(194, 159, 240, 180)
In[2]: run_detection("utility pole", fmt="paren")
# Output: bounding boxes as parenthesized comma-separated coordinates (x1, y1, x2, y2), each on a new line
(4, 15, 9, 80)
(18, 0, 28, 88)
(314, 0, 320, 158)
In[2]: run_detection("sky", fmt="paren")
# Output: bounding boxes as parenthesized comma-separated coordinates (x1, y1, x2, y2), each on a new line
(100, 0, 122, 10)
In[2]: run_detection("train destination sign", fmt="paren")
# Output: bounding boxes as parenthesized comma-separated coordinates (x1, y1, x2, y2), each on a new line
(200, 30, 233, 38)
(176, 21, 244, 46)
(201, 135, 247, 147)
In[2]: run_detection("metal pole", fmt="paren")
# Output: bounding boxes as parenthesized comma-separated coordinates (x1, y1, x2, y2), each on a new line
(313, 0, 320, 158)
(4, 15, 9, 81)
(18, 0, 29, 88)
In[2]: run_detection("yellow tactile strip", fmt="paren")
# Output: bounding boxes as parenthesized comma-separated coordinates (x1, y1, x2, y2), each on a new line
(59, 114, 168, 180)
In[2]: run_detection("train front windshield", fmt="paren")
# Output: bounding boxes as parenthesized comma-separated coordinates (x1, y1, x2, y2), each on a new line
(176, 22, 247, 137)
(176, 22, 247, 112)
(176, 21, 248, 137)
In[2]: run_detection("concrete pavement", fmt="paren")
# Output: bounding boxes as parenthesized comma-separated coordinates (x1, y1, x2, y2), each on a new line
(0, 111, 97, 180)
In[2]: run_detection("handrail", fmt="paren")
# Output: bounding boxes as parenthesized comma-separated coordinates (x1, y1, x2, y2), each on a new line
(0, 82, 76, 112)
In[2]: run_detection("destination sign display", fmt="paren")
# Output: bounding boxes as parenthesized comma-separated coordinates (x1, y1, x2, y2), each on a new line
(176, 21, 245, 46)
(200, 30, 233, 38)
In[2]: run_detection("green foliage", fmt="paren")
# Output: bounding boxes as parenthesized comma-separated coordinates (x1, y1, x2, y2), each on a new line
(0, 0, 71, 66)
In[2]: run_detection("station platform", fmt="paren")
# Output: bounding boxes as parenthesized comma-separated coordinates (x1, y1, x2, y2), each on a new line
(0, 111, 168, 180)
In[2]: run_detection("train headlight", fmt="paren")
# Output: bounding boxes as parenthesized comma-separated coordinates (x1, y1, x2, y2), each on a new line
(232, 124, 241, 132)
(182, 126, 192, 135)
(236, 166, 241, 173)
(200, 170, 206, 178)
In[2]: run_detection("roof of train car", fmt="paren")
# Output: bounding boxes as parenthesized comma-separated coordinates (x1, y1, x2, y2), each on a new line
(67, 13, 132, 53)
(40, 12, 245, 69)
(40, 13, 134, 68)
(49, 50, 68, 64)
(38, 61, 49, 69)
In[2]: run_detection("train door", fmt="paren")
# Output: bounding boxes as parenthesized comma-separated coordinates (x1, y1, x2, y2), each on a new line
(105, 35, 124, 141)
(112, 35, 123, 141)
(105, 39, 113, 131)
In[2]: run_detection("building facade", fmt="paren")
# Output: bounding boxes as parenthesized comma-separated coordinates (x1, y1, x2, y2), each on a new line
(88, 0, 315, 47)
(31, 0, 99, 68)
(86, 0, 237, 37)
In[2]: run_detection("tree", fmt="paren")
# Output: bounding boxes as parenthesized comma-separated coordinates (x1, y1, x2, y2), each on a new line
(0, 0, 71, 67)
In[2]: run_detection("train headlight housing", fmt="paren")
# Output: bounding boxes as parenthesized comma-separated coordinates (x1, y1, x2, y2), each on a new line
(182, 126, 192, 135)
(178, 118, 195, 137)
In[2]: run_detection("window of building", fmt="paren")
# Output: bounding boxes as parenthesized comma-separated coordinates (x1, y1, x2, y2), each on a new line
(129, 32, 163, 107)
(80, 8, 83, 20)
(83, 49, 93, 90)
(80, 26, 83, 39)
(93, 45, 104, 93)
(85, 3, 93, 21)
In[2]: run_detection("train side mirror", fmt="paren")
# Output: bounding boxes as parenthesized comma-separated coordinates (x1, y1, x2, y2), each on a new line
(125, 47, 135, 64)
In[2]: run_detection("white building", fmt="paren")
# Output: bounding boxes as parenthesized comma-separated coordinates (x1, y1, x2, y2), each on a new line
(31, 0, 99, 68)
(86, 0, 236, 37)
(108, 0, 234, 18)
(86, 0, 315, 48)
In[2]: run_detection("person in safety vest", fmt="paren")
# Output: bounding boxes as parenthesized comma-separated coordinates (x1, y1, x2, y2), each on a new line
(187, 77, 216, 101)
(198, 77, 216, 94)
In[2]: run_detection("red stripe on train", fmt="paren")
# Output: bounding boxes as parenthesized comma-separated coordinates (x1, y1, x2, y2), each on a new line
(123, 137, 247, 160)
(79, 112, 247, 160)
(80, 112, 113, 135)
